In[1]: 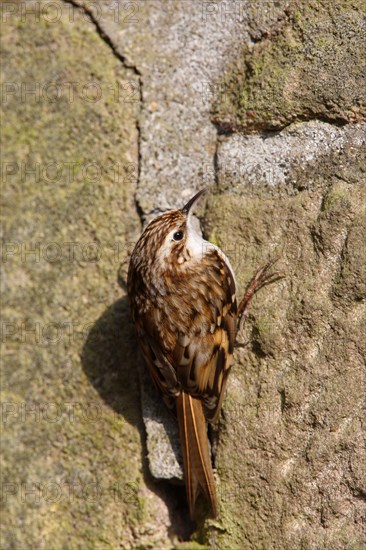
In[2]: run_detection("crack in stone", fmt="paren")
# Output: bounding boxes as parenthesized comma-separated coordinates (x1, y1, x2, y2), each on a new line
(62, 0, 144, 229)
(62, 0, 141, 75)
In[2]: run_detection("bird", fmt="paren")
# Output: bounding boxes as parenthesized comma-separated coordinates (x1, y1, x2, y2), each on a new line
(127, 189, 282, 519)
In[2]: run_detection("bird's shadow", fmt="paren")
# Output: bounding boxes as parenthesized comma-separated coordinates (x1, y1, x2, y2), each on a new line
(81, 296, 140, 424)
(80, 294, 196, 540)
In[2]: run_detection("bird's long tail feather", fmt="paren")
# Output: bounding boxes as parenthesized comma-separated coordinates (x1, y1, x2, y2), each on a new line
(176, 392, 217, 519)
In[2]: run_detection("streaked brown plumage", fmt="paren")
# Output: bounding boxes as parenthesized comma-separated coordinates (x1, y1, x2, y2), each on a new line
(127, 189, 282, 518)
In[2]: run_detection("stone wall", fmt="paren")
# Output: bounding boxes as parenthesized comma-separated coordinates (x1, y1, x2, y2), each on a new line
(2, 1, 365, 548)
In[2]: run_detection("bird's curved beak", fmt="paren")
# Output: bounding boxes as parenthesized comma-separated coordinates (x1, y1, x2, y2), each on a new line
(181, 189, 206, 216)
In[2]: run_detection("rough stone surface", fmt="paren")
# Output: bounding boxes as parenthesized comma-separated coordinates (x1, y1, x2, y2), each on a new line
(73, 0, 251, 216)
(2, 0, 366, 548)
(212, 0, 366, 132)
(140, 365, 183, 480)
(204, 178, 366, 550)
(1, 6, 172, 550)
(217, 121, 366, 188)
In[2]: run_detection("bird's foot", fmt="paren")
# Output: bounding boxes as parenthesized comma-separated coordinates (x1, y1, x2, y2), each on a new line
(237, 256, 285, 332)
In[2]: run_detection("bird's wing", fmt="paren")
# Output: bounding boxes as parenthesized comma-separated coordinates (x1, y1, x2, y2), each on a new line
(134, 315, 181, 409)
(173, 250, 237, 422)
(132, 248, 237, 420)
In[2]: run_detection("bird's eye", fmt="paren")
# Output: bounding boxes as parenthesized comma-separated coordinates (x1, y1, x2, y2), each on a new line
(173, 230, 184, 241)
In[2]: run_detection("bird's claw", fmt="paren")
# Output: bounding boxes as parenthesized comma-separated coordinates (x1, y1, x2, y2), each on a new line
(237, 256, 285, 332)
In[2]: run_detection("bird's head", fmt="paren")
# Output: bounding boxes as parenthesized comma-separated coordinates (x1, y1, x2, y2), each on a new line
(131, 189, 207, 272)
